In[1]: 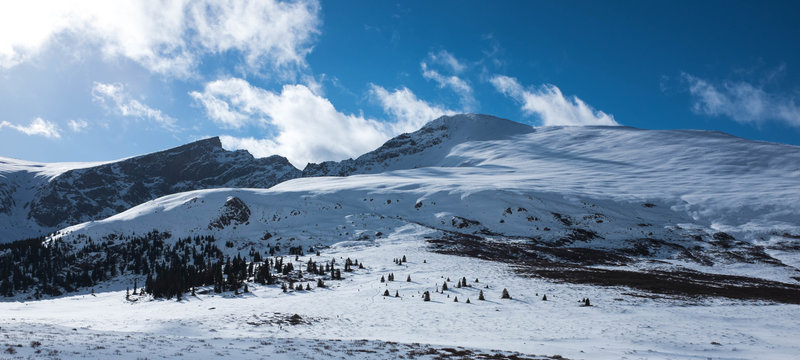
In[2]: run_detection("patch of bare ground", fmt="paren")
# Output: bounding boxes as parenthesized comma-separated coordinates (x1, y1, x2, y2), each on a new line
(428, 233, 800, 304)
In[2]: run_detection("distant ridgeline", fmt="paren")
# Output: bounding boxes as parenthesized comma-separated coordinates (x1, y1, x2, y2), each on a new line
(0, 232, 357, 300)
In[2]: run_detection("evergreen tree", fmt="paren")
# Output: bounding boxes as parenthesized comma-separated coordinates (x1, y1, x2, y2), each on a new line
(423, 291, 431, 301)
(501, 288, 511, 299)
(542, 294, 547, 301)
(478, 290, 485, 301)
(441, 282, 448, 291)
(383, 289, 390, 296)
(454, 296, 458, 302)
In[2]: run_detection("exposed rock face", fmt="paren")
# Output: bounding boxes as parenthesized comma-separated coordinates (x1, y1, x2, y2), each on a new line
(209, 196, 251, 230)
(27, 137, 299, 229)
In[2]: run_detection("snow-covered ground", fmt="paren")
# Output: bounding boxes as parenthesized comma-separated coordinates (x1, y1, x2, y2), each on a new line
(4, 115, 800, 359)
(4, 225, 799, 359)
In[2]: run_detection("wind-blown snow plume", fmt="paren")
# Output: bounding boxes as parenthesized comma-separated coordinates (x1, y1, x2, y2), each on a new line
(491, 75, 618, 126)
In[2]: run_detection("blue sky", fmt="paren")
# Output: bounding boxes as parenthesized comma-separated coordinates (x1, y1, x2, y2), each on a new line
(1, 0, 798, 167)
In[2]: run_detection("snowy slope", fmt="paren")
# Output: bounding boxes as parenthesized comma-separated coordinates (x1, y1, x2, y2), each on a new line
(301, 113, 534, 176)
(0, 156, 112, 242)
(0, 137, 300, 242)
(4, 225, 800, 359)
(51, 114, 800, 283)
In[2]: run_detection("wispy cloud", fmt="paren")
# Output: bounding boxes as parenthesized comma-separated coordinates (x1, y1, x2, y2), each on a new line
(490, 75, 618, 126)
(427, 50, 466, 74)
(67, 119, 89, 132)
(0, 0, 320, 78)
(369, 84, 456, 133)
(420, 51, 475, 110)
(0, 117, 61, 138)
(92, 82, 177, 131)
(683, 73, 800, 128)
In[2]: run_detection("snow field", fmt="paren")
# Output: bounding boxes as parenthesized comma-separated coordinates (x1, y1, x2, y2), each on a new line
(4, 224, 799, 359)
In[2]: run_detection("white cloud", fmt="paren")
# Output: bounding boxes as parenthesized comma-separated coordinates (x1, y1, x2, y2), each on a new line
(192, 79, 456, 167)
(92, 82, 177, 131)
(67, 119, 89, 132)
(0, 0, 320, 77)
(421, 62, 474, 109)
(428, 50, 465, 74)
(490, 75, 618, 126)
(0, 117, 61, 138)
(191, 78, 391, 167)
(368, 84, 456, 133)
(683, 73, 800, 128)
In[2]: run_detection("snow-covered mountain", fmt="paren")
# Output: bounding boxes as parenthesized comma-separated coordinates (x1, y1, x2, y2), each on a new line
(0, 137, 299, 241)
(4, 114, 800, 359)
(301, 114, 534, 176)
(50, 114, 800, 285)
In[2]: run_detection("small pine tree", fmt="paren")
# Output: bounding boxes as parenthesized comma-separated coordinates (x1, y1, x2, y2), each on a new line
(441, 282, 448, 291)
(584, 298, 590, 306)
(395, 290, 399, 297)
(423, 291, 431, 302)
(402, 255, 407, 262)
(542, 294, 547, 301)
(317, 278, 325, 288)
(478, 290, 485, 301)
(406, 275, 411, 282)
(501, 288, 511, 299)
(306, 283, 311, 290)
(380, 275, 385, 283)
(454, 296, 458, 302)
(383, 289, 390, 296)
(466, 298, 470, 304)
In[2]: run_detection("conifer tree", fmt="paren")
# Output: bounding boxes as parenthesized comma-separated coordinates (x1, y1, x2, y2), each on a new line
(406, 275, 411, 282)
(501, 288, 511, 299)
(478, 290, 485, 300)
(441, 282, 448, 291)
(423, 291, 431, 301)
(466, 298, 470, 304)
(395, 290, 399, 297)
(454, 296, 458, 302)
(542, 294, 547, 301)
(383, 289, 390, 296)
(380, 275, 385, 283)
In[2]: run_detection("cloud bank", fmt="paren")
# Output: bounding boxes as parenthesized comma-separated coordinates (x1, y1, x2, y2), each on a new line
(191, 78, 454, 167)
(491, 75, 618, 126)
(0, 0, 320, 77)
(683, 73, 800, 128)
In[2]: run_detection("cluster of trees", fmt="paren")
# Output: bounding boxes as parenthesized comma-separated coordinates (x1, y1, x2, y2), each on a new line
(1, 231, 353, 300)
(0, 231, 183, 298)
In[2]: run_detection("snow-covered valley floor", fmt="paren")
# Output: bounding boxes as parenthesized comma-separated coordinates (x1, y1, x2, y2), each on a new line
(3, 224, 799, 359)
